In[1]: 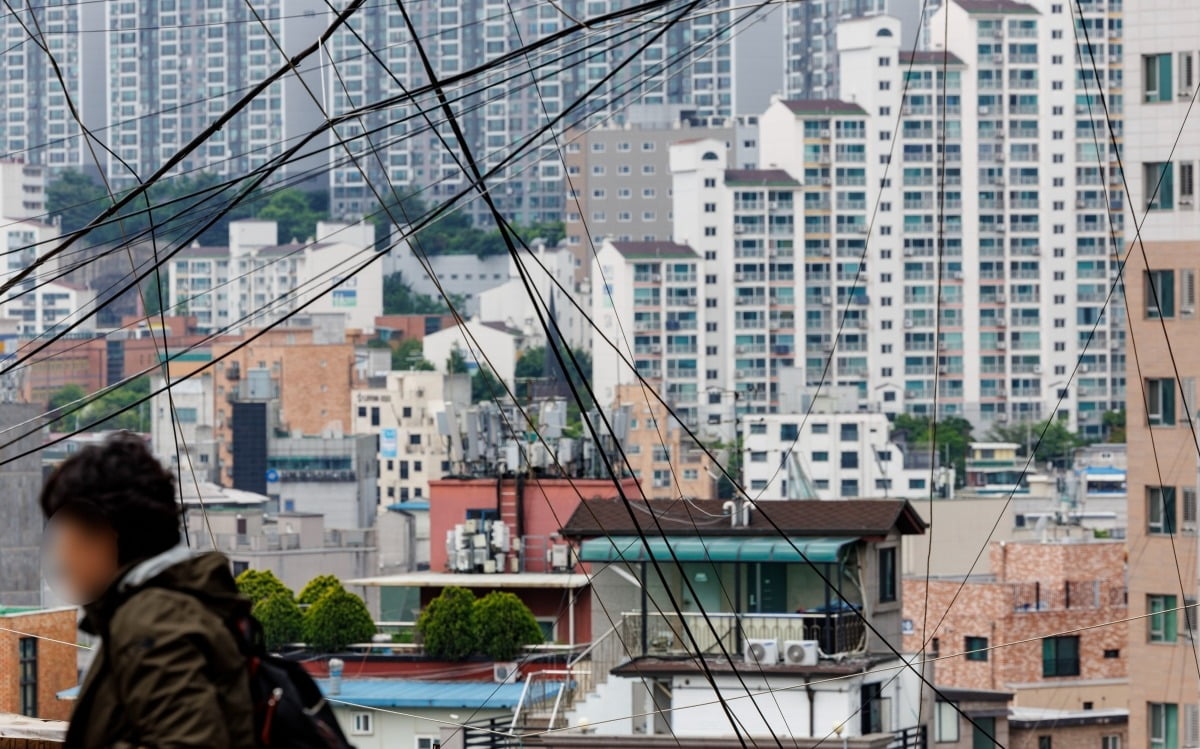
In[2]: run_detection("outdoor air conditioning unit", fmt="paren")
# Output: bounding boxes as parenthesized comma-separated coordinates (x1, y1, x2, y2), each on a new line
(550, 543, 571, 570)
(783, 640, 820, 666)
(744, 638, 779, 666)
(493, 662, 519, 684)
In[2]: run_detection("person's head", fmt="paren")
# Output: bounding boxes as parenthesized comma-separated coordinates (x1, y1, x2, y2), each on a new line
(40, 432, 180, 603)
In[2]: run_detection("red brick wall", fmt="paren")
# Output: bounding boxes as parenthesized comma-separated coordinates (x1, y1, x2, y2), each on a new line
(0, 609, 78, 721)
(904, 541, 1127, 703)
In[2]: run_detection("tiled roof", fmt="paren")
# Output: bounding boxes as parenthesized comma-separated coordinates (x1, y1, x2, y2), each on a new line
(560, 498, 927, 538)
(724, 169, 799, 187)
(781, 99, 868, 117)
(608, 240, 698, 260)
(176, 245, 230, 259)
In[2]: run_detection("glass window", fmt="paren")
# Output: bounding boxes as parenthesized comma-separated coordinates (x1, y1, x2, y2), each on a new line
(1149, 702, 1178, 749)
(1149, 595, 1179, 643)
(1144, 53, 1173, 102)
(1146, 378, 1177, 426)
(1145, 269, 1176, 317)
(965, 635, 988, 661)
(878, 546, 897, 603)
(935, 701, 959, 743)
(1144, 163, 1175, 211)
(18, 638, 35, 717)
(1041, 635, 1080, 676)
(1148, 487, 1178, 534)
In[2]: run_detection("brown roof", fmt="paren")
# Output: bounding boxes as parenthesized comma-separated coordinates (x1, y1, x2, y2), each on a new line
(256, 242, 329, 257)
(608, 241, 697, 260)
(723, 169, 799, 187)
(560, 498, 927, 538)
(781, 99, 867, 116)
(479, 320, 524, 336)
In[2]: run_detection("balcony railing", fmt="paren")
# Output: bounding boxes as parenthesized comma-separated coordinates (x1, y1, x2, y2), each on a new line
(621, 610, 867, 658)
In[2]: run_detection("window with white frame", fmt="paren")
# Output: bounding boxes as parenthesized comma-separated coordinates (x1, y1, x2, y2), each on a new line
(351, 712, 373, 735)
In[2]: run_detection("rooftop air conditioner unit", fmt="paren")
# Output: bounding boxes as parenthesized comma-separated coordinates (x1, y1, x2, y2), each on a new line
(493, 662, 519, 683)
(783, 640, 819, 666)
(744, 638, 779, 666)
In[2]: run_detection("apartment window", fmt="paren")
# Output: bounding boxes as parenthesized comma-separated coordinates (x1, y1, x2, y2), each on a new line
(1146, 378, 1177, 426)
(1103, 735, 1121, 749)
(1145, 162, 1175, 210)
(1037, 738, 1052, 749)
(1182, 52, 1196, 92)
(1145, 53, 1174, 102)
(964, 636, 988, 661)
(704, 178, 716, 188)
(350, 712, 373, 735)
(935, 701, 959, 743)
(878, 546, 897, 603)
(1182, 163, 1195, 201)
(18, 637, 35, 717)
(1146, 269, 1177, 318)
(841, 451, 859, 469)
(1149, 486, 1178, 534)
(416, 737, 442, 749)
(1041, 635, 1080, 676)
(1150, 594, 1181, 645)
(1149, 702, 1178, 749)
(841, 479, 859, 497)
(840, 423, 858, 441)
(812, 451, 829, 462)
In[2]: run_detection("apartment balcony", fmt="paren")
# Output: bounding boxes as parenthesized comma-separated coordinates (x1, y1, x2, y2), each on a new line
(734, 200, 764, 211)
(666, 273, 697, 283)
(623, 610, 866, 659)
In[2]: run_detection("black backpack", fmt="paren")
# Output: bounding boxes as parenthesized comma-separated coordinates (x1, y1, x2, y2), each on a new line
(226, 606, 356, 749)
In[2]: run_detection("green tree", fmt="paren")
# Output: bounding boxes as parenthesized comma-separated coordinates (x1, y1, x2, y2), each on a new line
(236, 569, 293, 607)
(47, 383, 87, 412)
(252, 591, 304, 650)
(416, 586, 477, 660)
(1102, 409, 1126, 443)
(69, 377, 153, 432)
(471, 364, 506, 404)
(392, 338, 434, 370)
(515, 346, 545, 381)
(988, 419, 1082, 468)
(258, 188, 327, 244)
(382, 273, 449, 315)
(447, 348, 468, 374)
(46, 170, 115, 242)
(472, 591, 543, 659)
(302, 588, 377, 652)
(891, 414, 974, 486)
(297, 574, 343, 607)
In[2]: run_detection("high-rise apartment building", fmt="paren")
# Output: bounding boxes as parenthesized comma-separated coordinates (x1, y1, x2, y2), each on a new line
(784, 0, 890, 99)
(0, 1, 104, 170)
(323, 0, 781, 225)
(1122, 2, 1200, 747)
(104, 0, 329, 186)
(594, 1, 1128, 440)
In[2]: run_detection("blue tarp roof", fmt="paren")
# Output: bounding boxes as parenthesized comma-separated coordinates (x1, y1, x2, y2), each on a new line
(61, 678, 554, 709)
(578, 535, 856, 564)
(317, 678, 553, 709)
(1082, 466, 1125, 476)
(387, 500, 431, 512)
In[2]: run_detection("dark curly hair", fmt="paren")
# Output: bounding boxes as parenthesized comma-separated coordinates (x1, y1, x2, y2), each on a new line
(40, 431, 181, 564)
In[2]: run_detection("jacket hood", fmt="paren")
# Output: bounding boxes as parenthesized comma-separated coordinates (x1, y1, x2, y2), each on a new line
(82, 550, 246, 635)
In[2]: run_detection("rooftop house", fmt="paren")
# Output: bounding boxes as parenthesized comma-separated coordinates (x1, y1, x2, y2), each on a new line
(548, 497, 928, 743)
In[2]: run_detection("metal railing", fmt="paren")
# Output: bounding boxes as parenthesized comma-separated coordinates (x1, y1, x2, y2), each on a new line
(621, 610, 866, 658)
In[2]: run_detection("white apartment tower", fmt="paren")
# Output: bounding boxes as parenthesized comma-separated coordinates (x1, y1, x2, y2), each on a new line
(598, 2, 1126, 439)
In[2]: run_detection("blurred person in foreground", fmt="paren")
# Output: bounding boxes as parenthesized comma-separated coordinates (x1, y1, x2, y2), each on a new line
(42, 431, 255, 748)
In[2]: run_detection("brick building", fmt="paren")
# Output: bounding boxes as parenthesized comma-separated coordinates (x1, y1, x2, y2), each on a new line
(210, 327, 362, 486)
(0, 608, 77, 721)
(611, 382, 715, 500)
(904, 539, 1127, 711)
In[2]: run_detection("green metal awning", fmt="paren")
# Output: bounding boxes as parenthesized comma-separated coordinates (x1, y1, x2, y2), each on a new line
(578, 535, 857, 564)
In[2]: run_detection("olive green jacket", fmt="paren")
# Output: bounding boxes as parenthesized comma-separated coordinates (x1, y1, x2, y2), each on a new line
(66, 550, 257, 749)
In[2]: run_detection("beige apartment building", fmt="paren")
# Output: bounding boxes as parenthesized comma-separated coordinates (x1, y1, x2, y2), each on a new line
(612, 382, 715, 499)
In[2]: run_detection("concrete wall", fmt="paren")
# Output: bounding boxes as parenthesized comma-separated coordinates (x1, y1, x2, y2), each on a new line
(0, 404, 48, 607)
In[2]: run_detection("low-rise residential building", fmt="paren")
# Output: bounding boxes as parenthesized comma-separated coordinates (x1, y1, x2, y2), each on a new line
(423, 319, 530, 387)
(169, 220, 380, 333)
(742, 410, 951, 501)
(963, 442, 1035, 495)
(265, 435, 379, 530)
(351, 370, 470, 509)
(476, 242, 589, 351)
(903, 539, 1127, 711)
(610, 382, 714, 499)
(0, 607, 77, 721)
(557, 497, 927, 742)
(187, 510, 377, 596)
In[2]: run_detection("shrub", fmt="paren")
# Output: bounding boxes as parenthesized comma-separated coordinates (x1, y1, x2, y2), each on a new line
(297, 574, 344, 606)
(416, 587, 477, 660)
(236, 569, 292, 607)
(473, 591, 543, 660)
(302, 588, 377, 652)
(253, 591, 304, 650)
